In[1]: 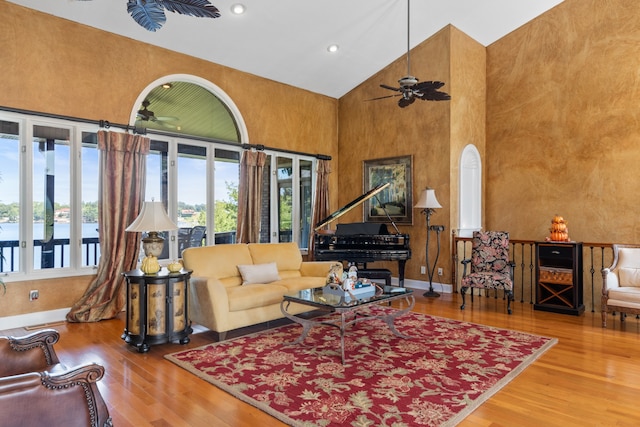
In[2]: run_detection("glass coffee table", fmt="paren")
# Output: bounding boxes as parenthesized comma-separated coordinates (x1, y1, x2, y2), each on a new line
(281, 285, 415, 364)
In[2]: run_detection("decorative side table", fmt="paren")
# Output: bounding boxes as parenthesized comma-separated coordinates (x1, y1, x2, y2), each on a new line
(122, 268, 193, 353)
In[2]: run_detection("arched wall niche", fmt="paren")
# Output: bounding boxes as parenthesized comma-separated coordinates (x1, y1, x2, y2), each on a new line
(458, 144, 482, 237)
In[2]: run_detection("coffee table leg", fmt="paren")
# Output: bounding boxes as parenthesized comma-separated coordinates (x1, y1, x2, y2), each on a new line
(380, 295, 415, 339)
(340, 312, 347, 364)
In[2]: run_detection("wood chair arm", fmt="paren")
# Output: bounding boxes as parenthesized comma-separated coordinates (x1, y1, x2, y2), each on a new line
(0, 363, 112, 427)
(0, 329, 62, 377)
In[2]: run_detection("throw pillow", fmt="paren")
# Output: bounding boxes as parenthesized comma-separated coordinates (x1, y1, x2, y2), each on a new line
(619, 267, 640, 287)
(237, 262, 280, 285)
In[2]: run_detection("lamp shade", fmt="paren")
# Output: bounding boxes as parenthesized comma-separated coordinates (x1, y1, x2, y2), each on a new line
(126, 201, 177, 233)
(414, 188, 442, 209)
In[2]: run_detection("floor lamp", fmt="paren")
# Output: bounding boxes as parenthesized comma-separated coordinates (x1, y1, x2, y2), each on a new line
(414, 188, 444, 298)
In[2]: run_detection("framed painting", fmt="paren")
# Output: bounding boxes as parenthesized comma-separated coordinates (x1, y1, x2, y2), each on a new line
(363, 155, 413, 224)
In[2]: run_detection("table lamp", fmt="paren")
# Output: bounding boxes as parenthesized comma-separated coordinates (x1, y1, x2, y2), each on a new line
(414, 188, 445, 298)
(126, 200, 178, 259)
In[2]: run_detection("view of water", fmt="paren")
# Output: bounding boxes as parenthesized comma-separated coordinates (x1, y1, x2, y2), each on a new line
(0, 222, 99, 240)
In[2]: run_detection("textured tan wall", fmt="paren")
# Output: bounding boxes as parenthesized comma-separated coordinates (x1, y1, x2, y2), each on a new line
(450, 28, 487, 232)
(486, 0, 640, 244)
(338, 26, 485, 284)
(0, 2, 338, 317)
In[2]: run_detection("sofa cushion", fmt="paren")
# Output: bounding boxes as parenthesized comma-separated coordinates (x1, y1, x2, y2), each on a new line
(238, 262, 281, 285)
(619, 267, 640, 287)
(183, 244, 253, 280)
(227, 284, 288, 311)
(608, 286, 640, 304)
(248, 242, 302, 271)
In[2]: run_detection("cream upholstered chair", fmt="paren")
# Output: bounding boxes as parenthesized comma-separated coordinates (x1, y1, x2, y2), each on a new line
(460, 231, 514, 314)
(601, 244, 640, 327)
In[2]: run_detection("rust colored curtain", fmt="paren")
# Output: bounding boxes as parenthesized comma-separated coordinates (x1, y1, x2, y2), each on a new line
(308, 159, 331, 259)
(66, 130, 149, 322)
(236, 150, 266, 243)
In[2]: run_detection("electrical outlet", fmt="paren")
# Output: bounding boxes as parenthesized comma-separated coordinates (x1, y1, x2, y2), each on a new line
(29, 290, 39, 301)
(437, 268, 443, 276)
(420, 266, 426, 275)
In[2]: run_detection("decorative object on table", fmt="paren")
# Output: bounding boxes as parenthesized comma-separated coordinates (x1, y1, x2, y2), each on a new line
(363, 155, 413, 224)
(126, 200, 178, 265)
(366, 0, 450, 108)
(546, 214, 571, 242)
(322, 282, 376, 303)
(140, 255, 161, 274)
(414, 188, 444, 297)
(166, 305, 557, 427)
(460, 231, 515, 314)
(167, 260, 183, 273)
(324, 263, 376, 302)
(122, 269, 193, 353)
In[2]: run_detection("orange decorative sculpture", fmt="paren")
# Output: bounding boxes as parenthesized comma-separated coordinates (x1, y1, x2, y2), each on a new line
(546, 214, 570, 242)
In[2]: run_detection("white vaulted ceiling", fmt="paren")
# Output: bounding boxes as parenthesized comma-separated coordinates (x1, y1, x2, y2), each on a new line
(8, 0, 563, 99)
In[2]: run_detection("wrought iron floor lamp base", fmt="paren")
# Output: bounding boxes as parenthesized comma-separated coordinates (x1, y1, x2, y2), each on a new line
(422, 209, 444, 298)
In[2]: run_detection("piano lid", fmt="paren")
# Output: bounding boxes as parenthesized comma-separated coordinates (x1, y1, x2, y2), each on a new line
(314, 182, 390, 231)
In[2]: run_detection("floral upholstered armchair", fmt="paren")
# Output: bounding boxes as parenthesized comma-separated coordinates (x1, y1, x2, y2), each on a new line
(460, 231, 515, 314)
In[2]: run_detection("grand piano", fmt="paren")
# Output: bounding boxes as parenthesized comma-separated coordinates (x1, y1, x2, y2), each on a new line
(313, 183, 411, 286)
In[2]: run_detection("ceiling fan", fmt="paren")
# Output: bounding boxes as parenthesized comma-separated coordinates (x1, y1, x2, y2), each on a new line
(136, 99, 179, 127)
(368, 0, 450, 108)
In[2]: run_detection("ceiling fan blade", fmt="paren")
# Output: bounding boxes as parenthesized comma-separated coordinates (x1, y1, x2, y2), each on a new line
(154, 116, 179, 122)
(415, 89, 451, 101)
(380, 84, 402, 92)
(398, 96, 415, 108)
(413, 80, 445, 91)
(365, 94, 402, 101)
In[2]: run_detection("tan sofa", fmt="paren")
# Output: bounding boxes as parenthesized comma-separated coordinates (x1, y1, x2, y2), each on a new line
(182, 242, 340, 339)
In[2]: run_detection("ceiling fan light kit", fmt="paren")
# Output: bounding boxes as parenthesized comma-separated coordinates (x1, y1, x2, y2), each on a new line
(368, 0, 450, 108)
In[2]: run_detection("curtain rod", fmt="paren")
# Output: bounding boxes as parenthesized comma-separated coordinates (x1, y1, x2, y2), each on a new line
(0, 105, 332, 161)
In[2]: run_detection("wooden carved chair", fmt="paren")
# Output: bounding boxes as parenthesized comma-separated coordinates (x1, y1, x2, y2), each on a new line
(460, 231, 515, 314)
(0, 329, 62, 377)
(601, 244, 640, 327)
(0, 329, 112, 427)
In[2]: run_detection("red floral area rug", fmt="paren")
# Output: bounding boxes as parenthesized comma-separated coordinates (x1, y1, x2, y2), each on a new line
(165, 306, 556, 427)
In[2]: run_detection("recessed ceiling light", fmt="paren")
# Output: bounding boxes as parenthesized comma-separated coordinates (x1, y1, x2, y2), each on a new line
(231, 4, 246, 15)
(327, 44, 339, 53)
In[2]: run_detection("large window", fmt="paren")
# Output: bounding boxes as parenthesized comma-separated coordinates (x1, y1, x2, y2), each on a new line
(0, 116, 100, 279)
(0, 111, 318, 281)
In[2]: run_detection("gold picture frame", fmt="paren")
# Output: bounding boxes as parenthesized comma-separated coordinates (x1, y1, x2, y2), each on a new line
(363, 155, 413, 225)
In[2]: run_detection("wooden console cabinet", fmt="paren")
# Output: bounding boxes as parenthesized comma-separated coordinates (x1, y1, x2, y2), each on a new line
(122, 269, 193, 352)
(534, 242, 584, 315)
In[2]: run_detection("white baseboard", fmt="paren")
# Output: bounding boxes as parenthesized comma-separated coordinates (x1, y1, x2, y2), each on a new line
(0, 308, 70, 330)
(391, 277, 452, 294)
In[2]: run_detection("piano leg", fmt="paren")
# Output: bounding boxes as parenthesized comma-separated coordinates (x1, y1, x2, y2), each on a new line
(398, 260, 406, 287)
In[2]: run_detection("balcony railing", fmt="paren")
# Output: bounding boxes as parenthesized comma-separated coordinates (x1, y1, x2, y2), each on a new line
(0, 237, 101, 272)
(0, 231, 238, 273)
(452, 235, 614, 313)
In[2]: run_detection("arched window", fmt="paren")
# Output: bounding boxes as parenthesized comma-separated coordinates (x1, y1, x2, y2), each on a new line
(131, 75, 315, 256)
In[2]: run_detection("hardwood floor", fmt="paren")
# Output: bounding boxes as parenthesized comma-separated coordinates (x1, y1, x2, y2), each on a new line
(5, 291, 640, 426)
